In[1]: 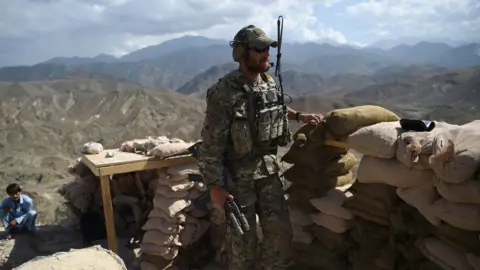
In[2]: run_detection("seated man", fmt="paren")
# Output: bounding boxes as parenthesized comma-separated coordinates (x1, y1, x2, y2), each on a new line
(1, 183, 37, 237)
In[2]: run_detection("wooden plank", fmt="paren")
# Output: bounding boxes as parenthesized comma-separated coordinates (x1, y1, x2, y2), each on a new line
(98, 155, 197, 176)
(99, 175, 118, 254)
(82, 149, 155, 168)
(80, 156, 100, 176)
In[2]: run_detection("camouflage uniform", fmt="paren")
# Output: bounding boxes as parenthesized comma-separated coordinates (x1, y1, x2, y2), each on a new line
(198, 26, 293, 270)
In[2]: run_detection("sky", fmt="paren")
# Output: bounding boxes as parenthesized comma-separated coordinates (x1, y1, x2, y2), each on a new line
(1, 0, 479, 67)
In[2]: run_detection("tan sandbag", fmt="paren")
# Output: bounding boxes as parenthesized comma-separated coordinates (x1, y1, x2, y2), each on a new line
(148, 206, 186, 223)
(291, 223, 313, 244)
(309, 189, 353, 220)
(141, 244, 179, 261)
(14, 245, 127, 270)
(323, 105, 400, 138)
(430, 120, 480, 184)
(156, 177, 195, 192)
(166, 163, 199, 176)
(180, 219, 210, 246)
(433, 176, 480, 204)
(347, 121, 404, 159)
(153, 196, 191, 218)
(288, 206, 314, 226)
(357, 156, 433, 188)
(467, 254, 480, 270)
(142, 218, 183, 235)
(416, 237, 473, 270)
(147, 140, 192, 158)
(310, 212, 353, 234)
(431, 199, 480, 231)
(155, 185, 189, 198)
(143, 230, 182, 246)
(396, 183, 441, 226)
(396, 122, 459, 170)
(321, 152, 358, 175)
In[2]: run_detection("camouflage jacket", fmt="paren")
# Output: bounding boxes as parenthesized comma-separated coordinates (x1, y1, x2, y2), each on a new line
(197, 70, 282, 188)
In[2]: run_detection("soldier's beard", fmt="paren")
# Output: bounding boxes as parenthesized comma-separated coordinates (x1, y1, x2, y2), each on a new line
(246, 58, 270, 73)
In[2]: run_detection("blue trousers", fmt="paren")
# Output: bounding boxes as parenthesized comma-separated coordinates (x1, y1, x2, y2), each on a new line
(1, 210, 37, 233)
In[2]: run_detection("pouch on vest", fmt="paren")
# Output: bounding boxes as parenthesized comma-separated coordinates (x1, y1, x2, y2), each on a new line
(231, 107, 253, 154)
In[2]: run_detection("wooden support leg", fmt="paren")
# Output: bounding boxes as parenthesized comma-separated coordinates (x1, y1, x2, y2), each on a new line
(100, 175, 118, 254)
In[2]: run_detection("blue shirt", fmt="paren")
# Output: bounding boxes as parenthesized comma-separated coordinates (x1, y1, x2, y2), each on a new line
(1, 194, 34, 224)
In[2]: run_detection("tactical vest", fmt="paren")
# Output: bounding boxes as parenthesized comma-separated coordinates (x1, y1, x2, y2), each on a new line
(230, 73, 292, 158)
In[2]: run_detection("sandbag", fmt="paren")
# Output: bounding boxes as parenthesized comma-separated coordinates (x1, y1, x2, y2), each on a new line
(14, 245, 127, 270)
(466, 254, 480, 270)
(310, 212, 354, 234)
(430, 198, 480, 231)
(147, 140, 192, 158)
(309, 189, 353, 220)
(323, 105, 400, 138)
(284, 165, 354, 189)
(289, 206, 314, 226)
(430, 120, 480, 184)
(152, 196, 191, 218)
(142, 217, 183, 235)
(141, 244, 179, 261)
(433, 176, 480, 204)
(348, 121, 404, 159)
(291, 223, 313, 244)
(357, 156, 433, 188)
(155, 185, 189, 198)
(396, 122, 459, 170)
(416, 237, 473, 270)
(166, 162, 199, 176)
(148, 207, 186, 223)
(156, 177, 195, 192)
(281, 140, 347, 167)
(308, 224, 351, 252)
(143, 230, 182, 246)
(396, 183, 441, 226)
(321, 152, 358, 176)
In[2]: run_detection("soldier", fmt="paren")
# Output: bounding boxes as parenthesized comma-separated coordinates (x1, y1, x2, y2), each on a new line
(197, 25, 323, 270)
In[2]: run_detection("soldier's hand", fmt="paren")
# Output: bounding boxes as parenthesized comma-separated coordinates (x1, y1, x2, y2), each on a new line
(300, 113, 323, 125)
(209, 186, 233, 206)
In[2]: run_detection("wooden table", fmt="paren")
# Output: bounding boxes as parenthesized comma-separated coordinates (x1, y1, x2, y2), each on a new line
(81, 149, 197, 254)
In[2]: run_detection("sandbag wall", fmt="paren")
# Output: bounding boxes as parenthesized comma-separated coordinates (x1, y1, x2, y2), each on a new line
(140, 162, 210, 270)
(283, 105, 480, 270)
(282, 122, 358, 269)
(58, 136, 212, 270)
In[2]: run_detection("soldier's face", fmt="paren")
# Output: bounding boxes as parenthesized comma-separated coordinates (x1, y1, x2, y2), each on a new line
(246, 46, 270, 73)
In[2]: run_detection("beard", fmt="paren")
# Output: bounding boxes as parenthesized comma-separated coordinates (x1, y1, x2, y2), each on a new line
(246, 58, 270, 73)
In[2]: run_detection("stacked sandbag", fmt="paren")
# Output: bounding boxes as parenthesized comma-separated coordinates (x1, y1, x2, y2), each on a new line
(120, 136, 193, 158)
(341, 118, 480, 269)
(140, 161, 210, 270)
(424, 120, 480, 270)
(14, 245, 127, 270)
(281, 125, 357, 268)
(58, 158, 99, 213)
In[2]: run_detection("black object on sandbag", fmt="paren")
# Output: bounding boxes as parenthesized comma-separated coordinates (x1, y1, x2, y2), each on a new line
(400, 119, 436, 132)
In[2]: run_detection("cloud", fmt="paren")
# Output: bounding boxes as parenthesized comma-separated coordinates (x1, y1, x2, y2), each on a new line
(346, 0, 480, 40)
(0, 0, 348, 66)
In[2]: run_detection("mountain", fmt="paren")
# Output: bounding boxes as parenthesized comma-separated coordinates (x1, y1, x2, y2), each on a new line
(0, 77, 206, 182)
(1, 36, 479, 93)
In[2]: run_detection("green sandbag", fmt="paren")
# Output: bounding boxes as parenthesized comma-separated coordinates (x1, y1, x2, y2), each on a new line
(281, 139, 347, 167)
(283, 165, 353, 189)
(323, 105, 400, 138)
(308, 224, 352, 253)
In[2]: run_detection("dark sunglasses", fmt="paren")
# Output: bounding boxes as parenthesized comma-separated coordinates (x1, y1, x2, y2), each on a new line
(250, 46, 269, 53)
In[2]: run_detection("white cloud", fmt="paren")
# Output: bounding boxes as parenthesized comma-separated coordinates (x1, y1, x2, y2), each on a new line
(347, 0, 480, 39)
(0, 0, 349, 66)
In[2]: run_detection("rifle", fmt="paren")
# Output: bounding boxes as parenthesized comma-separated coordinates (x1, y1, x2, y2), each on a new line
(187, 141, 250, 235)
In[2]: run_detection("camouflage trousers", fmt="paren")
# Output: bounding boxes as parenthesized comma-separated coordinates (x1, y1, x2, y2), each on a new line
(226, 174, 293, 270)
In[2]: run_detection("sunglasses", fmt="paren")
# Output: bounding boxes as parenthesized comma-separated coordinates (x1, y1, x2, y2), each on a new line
(250, 47, 269, 53)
